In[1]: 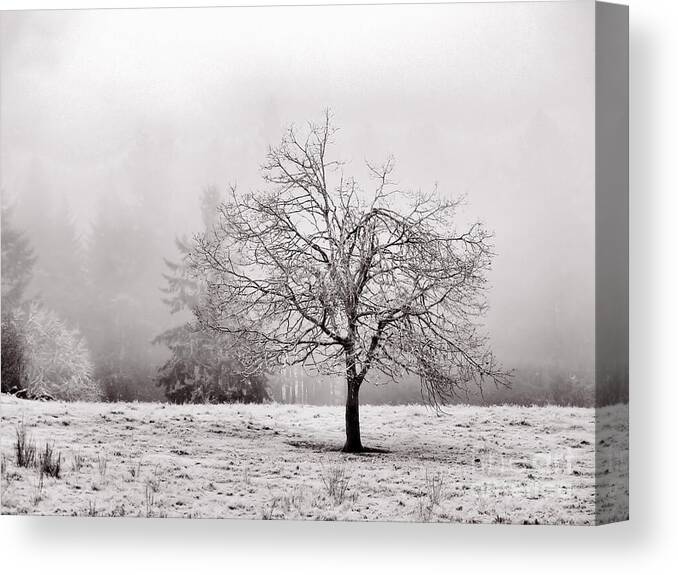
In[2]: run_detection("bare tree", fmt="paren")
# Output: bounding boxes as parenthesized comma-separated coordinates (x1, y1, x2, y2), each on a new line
(190, 112, 508, 452)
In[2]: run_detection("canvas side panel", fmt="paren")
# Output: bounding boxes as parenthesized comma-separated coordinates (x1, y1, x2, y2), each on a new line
(595, 1, 629, 525)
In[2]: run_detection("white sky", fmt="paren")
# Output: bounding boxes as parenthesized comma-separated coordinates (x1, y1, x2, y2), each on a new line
(0, 1, 595, 368)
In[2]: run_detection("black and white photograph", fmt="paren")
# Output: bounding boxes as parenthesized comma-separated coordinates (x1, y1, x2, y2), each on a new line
(0, 1, 628, 526)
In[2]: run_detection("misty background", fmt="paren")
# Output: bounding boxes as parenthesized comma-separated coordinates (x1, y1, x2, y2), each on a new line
(1, 3, 597, 405)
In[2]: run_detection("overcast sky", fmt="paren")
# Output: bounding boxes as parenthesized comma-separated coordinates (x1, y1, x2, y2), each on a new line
(0, 1, 595, 370)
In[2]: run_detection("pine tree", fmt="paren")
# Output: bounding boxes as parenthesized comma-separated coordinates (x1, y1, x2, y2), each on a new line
(155, 187, 269, 404)
(1, 206, 36, 393)
(82, 195, 165, 401)
(30, 199, 88, 329)
(1, 206, 36, 311)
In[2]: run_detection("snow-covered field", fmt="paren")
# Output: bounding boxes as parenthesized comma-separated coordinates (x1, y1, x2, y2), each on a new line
(0, 395, 627, 524)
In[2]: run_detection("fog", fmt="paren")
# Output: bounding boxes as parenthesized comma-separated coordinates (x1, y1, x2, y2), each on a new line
(1, 3, 595, 402)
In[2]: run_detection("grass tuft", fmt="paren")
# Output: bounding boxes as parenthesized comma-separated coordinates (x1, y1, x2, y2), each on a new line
(39, 443, 62, 478)
(320, 461, 351, 505)
(15, 420, 36, 468)
(97, 453, 108, 483)
(71, 452, 85, 472)
(424, 468, 445, 507)
(144, 480, 156, 517)
(32, 468, 45, 505)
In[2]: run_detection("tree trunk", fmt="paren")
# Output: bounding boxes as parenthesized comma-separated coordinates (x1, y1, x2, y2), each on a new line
(342, 377, 363, 452)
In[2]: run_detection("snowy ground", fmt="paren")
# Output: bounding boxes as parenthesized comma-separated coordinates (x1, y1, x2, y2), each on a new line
(0, 395, 627, 524)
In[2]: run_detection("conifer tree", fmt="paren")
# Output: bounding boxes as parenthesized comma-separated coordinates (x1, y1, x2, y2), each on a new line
(155, 187, 269, 404)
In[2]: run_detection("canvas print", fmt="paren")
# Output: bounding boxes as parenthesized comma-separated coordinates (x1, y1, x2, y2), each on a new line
(0, 1, 628, 524)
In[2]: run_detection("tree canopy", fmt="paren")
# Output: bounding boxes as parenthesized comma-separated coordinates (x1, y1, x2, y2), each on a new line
(189, 113, 508, 451)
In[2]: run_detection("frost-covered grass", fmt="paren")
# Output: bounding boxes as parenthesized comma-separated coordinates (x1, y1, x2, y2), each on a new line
(0, 395, 627, 524)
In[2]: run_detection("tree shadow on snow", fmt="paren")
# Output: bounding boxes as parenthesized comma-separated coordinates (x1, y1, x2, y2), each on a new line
(285, 439, 390, 455)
